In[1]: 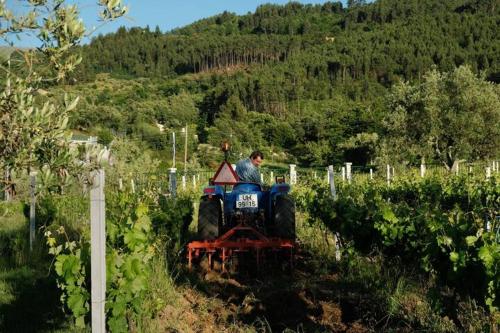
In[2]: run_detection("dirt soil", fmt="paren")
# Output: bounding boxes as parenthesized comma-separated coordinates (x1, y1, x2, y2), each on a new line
(177, 249, 380, 333)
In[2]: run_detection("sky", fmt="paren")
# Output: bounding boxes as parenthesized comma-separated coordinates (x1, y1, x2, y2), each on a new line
(4, 0, 343, 47)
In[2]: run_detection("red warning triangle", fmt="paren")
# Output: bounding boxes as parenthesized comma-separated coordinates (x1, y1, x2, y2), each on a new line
(213, 161, 239, 185)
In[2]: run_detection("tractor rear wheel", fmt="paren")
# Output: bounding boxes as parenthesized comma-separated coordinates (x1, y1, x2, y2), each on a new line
(198, 198, 222, 240)
(274, 195, 295, 240)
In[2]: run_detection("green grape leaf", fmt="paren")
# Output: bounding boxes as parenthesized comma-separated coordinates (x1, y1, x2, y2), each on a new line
(478, 246, 493, 270)
(382, 206, 398, 223)
(465, 235, 477, 246)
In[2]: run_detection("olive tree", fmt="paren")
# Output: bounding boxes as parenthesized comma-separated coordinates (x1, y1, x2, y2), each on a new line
(382, 66, 500, 169)
(0, 0, 127, 195)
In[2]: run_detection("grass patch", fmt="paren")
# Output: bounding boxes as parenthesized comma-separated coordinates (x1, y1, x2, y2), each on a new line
(0, 200, 77, 332)
(0, 201, 29, 267)
(0, 265, 71, 332)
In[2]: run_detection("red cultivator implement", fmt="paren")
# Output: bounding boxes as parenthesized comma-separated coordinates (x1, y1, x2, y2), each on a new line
(188, 222, 295, 271)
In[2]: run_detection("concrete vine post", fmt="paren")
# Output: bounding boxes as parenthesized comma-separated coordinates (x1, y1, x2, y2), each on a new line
(169, 168, 177, 198)
(328, 165, 341, 262)
(90, 169, 106, 333)
(29, 172, 36, 251)
(328, 165, 337, 200)
(289, 164, 297, 185)
(386, 164, 391, 185)
(345, 162, 352, 184)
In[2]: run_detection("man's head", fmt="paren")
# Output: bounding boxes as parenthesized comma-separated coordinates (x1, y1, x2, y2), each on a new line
(249, 150, 264, 167)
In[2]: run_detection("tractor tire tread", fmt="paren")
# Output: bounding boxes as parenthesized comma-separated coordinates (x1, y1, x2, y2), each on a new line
(198, 199, 221, 240)
(274, 195, 295, 240)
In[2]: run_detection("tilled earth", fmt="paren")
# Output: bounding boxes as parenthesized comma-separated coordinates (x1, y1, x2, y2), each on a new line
(170, 249, 385, 333)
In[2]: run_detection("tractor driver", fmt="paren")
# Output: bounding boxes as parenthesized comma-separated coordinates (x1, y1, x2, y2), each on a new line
(235, 151, 263, 184)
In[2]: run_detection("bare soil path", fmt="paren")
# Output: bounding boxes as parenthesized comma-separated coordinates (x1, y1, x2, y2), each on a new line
(179, 249, 381, 333)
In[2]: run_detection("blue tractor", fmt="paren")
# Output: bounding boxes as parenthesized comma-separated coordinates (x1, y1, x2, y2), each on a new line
(198, 178, 296, 242)
(187, 145, 296, 270)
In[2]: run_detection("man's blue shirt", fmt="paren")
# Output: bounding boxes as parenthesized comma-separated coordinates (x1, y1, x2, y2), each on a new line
(235, 158, 261, 183)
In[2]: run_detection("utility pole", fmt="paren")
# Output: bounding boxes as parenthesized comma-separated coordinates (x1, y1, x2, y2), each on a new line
(184, 124, 188, 174)
(172, 132, 176, 168)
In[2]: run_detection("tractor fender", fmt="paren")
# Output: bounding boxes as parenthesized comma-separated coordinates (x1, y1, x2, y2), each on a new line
(201, 185, 225, 200)
(268, 183, 291, 221)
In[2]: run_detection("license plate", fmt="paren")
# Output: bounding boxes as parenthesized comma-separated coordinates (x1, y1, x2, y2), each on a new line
(236, 194, 258, 208)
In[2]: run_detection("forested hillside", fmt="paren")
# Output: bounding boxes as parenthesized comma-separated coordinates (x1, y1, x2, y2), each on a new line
(79, 0, 499, 81)
(63, 0, 499, 167)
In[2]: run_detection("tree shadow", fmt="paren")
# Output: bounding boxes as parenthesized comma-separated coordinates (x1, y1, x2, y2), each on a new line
(0, 204, 74, 333)
(0, 266, 69, 333)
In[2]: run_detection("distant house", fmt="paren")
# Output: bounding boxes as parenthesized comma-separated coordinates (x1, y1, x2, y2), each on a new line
(71, 134, 97, 146)
(156, 122, 165, 132)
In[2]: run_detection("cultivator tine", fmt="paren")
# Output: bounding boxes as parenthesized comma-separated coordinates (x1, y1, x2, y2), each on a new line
(208, 252, 213, 271)
(222, 248, 227, 272)
(187, 224, 296, 272)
